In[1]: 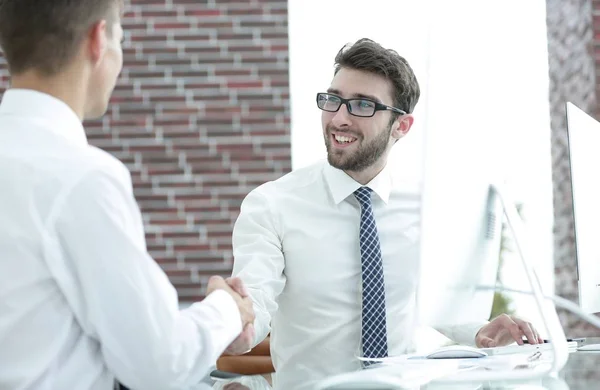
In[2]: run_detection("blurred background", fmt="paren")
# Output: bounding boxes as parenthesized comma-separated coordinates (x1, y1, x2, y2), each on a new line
(0, 0, 597, 338)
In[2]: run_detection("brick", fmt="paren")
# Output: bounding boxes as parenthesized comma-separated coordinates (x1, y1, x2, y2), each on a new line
(172, 70, 210, 78)
(183, 9, 222, 17)
(130, 0, 167, 4)
(172, 33, 212, 42)
(139, 10, 179, 18)
(227, 45, 267, 53)
(240, 20, 279, 28)
(196, 21, 234, 29)
(270, 8, 288, 15)
(130, 32, 170, 42)
(226, 8, 264, 16)
(162, 231, 201, 239)
(154, 22, 194, 30)
(175, 244, 213, 252)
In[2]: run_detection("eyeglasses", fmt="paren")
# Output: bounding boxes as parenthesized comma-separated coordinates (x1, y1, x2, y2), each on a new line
(316, 92, 406, 118)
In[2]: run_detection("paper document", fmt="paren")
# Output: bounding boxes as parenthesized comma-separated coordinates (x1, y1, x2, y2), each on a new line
(315, 357, 468, 389)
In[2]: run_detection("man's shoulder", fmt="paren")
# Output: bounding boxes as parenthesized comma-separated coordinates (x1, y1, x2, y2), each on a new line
(52, 145, 132, 195)
(252, 159, 327, 197)
(69, 145, 130, 181)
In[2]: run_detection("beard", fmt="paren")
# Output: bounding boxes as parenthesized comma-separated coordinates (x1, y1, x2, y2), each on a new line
(324, 124, 392, 172)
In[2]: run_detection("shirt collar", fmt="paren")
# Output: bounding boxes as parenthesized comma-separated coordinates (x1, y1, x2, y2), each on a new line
(0, 88, 87, 145)
(323, 161, 393, 205)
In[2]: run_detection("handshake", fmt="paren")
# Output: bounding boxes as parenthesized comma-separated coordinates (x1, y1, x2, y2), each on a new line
(207, 276, 256, 355)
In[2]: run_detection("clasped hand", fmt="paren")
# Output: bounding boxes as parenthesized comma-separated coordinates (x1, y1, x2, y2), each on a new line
(207, 276, 256, 355)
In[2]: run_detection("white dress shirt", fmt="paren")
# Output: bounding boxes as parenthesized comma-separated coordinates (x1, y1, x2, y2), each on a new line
(231, 160, 487, 390)
(0, 89, 242, 390)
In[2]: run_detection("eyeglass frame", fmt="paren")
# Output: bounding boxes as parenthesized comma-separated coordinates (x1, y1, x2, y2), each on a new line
(315, 92, 407, 118)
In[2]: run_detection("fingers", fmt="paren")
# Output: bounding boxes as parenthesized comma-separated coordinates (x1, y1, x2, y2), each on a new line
(513, 317, 540, 344)
(478, 336, 496, 348)
(208, 275, 225, 286)
(509, 322, 525, 345)
(497, 314, 524, 345)
(478, 314, 543, 348)
(519, 320, 537, 344)
(535, 329, 544, 344)
(226, 277, 249, 298)
(207, 276, 250, 299)
(206, 275, 226, 295)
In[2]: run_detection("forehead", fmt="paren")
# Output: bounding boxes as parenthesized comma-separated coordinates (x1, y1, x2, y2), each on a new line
(329, 67, 394, 104)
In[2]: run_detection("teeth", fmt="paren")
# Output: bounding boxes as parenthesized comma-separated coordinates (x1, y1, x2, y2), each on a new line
(335, 134, 355, 143)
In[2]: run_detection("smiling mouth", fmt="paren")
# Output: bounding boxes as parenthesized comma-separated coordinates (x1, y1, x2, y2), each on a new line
(332, 133, 358, 146)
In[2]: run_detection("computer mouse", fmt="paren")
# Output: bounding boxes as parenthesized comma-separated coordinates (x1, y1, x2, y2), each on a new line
(425, 345, 488, 359)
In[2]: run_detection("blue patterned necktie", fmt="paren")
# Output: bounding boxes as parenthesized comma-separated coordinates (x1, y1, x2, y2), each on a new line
(354, 186, 388, 364)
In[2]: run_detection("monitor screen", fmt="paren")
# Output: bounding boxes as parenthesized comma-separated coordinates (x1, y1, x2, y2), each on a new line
(566, 102, 600, 314)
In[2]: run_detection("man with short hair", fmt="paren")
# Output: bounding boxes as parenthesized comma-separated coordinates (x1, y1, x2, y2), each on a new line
(229, 38, 542, 390)
(0, 1, 253, 389)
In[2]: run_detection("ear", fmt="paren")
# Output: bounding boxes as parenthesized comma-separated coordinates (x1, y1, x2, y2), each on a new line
(391, 114, 414, 140)
(87, 20, 108, 65)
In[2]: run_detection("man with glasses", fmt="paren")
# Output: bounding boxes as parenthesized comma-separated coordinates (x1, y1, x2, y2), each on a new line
(226, 38, 541, 390)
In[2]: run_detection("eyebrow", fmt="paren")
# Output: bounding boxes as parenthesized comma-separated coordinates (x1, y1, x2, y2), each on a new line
(326, 88, 382, 103)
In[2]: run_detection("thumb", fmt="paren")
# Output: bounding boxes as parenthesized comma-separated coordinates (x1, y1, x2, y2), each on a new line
(227, 277, 249, 297)
(206, 275, 226, 293)
(209, 275, 225, 285)
(479, 336, 496, 348)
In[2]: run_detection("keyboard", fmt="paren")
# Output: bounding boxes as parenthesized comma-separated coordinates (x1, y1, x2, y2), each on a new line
(480, 341, 578, 356)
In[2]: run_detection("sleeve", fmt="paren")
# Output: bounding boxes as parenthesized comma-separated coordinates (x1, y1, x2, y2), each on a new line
(434, 321, 489, 346)
(231, 187, 286, 348)
(211, 374, 271, 390)
(54, 164, 242, 390)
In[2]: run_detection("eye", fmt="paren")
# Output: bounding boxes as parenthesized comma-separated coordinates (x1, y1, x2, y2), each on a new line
(358, 100, 375, 109)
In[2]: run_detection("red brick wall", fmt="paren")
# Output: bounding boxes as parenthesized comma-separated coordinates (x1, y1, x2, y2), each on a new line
(0, 1, 291, 302)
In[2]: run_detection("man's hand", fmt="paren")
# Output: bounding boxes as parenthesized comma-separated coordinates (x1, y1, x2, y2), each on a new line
(207, 276, 255, 330)
(475, 314, 543, 348)
(222, 277, 255, 355)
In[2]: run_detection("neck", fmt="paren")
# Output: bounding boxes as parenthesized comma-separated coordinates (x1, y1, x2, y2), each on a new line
(10, 68, 87, 121)
(344, 159, 387, 185)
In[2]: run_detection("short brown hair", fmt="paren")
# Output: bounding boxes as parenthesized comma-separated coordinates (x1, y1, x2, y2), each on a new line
(0, 0, 122, 76)
(334, 38, 420, 114)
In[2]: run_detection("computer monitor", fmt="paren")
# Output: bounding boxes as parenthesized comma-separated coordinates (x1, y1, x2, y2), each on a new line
(566, 102, 600, 314)
(416, 159, 503, 328)
(416, 174, 571, 381)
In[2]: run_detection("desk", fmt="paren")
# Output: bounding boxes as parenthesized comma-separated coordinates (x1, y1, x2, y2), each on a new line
(212, 338, 600, 390)
(556, 337, 600, 390)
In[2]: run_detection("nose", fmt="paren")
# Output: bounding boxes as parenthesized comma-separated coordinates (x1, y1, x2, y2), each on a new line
(331, 103, 353, 128)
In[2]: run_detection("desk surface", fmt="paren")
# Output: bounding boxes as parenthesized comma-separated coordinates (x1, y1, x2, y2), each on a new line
(420, 355, 600, 390)
(555, 340, 600, 390)
(426, 338, 600, 390)
(213, 338, 600, 390)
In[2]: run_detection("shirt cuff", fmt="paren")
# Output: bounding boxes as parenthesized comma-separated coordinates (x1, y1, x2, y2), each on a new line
(455, 321, 490, 346)
(184, 289, 243, 356)
(202, 289, 243, 337)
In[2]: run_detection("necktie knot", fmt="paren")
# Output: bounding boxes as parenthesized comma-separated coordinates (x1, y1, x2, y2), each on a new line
(354, 186, 373, 208)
